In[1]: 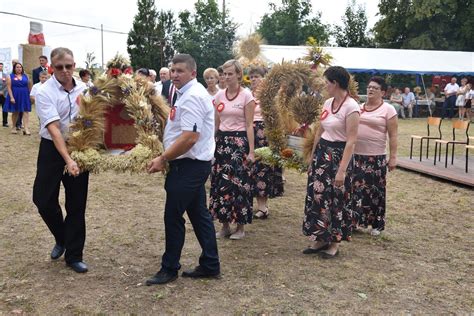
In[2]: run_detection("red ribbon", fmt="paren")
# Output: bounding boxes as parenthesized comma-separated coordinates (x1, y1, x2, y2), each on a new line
(169, 106, 176, 120)
(320, 110, 329, 120)
(216, 103, 225, 112)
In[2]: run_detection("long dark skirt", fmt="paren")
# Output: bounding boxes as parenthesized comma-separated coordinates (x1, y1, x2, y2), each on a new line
(253, 121, 284, 198)
(303, 138, 353, 242)
(352, 154, 387, 232)
(209, 131, 253, 225)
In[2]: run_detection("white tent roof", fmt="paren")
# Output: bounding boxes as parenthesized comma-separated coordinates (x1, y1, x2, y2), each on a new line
(259, 45, 474, 75)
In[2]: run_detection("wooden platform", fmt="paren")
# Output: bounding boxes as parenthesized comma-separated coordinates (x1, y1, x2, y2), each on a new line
(397, 156, 474, 187)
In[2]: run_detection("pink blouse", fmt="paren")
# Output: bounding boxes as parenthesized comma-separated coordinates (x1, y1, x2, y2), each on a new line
(215, 88, 254, 132)
(320, 96, 360, 142)
(253, 99, 263, 122)
(354, 102, 397, 155)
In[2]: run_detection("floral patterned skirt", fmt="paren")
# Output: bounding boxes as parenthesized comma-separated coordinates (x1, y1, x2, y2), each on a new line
(352, 154, 387, 232)
(303, 138, 353, 242)
(209, 130, 253, 225)
(253, 121, 284, 198)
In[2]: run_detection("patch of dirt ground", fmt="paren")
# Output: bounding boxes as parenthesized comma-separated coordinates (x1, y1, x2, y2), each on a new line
(0, 116, 473, 314)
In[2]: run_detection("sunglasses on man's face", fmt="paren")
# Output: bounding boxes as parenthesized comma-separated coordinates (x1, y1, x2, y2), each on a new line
(53, 64, 74, 71)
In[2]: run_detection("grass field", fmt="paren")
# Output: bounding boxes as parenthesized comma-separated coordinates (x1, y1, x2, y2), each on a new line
(0, 115, 473, 314)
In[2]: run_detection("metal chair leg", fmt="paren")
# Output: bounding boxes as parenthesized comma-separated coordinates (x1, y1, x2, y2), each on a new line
(451, 143, 455, 165)
(445, 143, 449, 168)
(410, 138, 414, 159)
(419, 139, 423, 161)
(434, 142, 438, 165)
(426, 139, 430, 159)
(466, 147, 469, 173)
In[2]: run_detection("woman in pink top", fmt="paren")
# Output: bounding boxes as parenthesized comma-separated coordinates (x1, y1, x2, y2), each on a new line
(250, 66, 284, 219)
(209, 59, 256, 240)
(302, 66, 360, 258)
(353, 76, 398, 236)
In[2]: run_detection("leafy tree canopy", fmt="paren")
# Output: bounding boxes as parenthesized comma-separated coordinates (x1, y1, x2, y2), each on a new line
(257, 0, 330, 45)
(173, 0, 236, 78)
(334, 0, 373, 47)
(374, 0, 474, 51)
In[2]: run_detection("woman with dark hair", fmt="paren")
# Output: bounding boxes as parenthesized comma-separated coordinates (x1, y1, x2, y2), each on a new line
(302, 66, 360, 258)
(209, 59, 256, 240)
(250, 66, 284, 219)
(3, 62, 32, 135)
(352, 76, 398, 236)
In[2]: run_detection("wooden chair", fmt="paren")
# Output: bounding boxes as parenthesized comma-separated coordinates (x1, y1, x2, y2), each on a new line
(410, 117, 442, 161)
(434, 120, 470, 168)
(465, 136, 474, 173)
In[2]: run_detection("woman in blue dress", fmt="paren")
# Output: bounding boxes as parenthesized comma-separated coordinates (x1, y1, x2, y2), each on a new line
(4, 62, 32, 135)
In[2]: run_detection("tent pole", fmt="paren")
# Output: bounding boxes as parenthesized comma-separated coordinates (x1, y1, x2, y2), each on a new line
(421, 75, 432, 116)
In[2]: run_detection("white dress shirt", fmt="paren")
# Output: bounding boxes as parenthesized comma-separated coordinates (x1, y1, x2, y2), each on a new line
(35, 75, 87, 140)
(444, 83, 459, 96)
(163, 78, 215, 161)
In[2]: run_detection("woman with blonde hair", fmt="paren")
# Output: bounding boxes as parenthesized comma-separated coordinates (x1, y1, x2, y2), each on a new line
(203, 68, 220, 96)
(209, 59, 256, 240)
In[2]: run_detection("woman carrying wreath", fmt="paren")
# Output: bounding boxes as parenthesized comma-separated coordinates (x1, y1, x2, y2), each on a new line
(249, 66, 284, 219)
(352, 76, 398, 236)
(302, 66, 360, 258)
(209, 59, 256, 240)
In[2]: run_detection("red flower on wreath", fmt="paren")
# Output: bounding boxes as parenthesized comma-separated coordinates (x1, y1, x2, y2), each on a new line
(123, 67, 133, 75)
(109, 68, 122, 77)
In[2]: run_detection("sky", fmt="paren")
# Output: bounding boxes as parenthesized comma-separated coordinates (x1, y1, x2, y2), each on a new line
(0, 0, 379, 70)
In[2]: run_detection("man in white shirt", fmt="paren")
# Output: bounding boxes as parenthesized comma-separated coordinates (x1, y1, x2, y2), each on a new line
(33, 47, 89, 273)
(146, 54, 220, 285)
(30, 70, 49, 104)
(155, 67, 170, 96)
(442, 77, 459, 119)
(401, 87, 416, 119)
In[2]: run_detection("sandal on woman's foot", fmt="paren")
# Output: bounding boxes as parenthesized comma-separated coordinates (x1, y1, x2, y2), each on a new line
(216, 227, 232, 239)
(229, 230, 245, 240)
(302, 243, 329, 254)
(253, 208, 269, 219)
(319, 250, 339, 259)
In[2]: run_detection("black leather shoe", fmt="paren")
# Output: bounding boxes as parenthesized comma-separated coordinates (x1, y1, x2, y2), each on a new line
(182, 266, 220, 279)
(146, 270, 178, 285)
(50, 244, 65, 260)
(67, 261, 88, 273)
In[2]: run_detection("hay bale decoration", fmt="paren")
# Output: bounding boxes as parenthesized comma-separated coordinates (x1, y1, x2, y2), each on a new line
(68, 54, 169, 173)
(254, 39, 358, 172)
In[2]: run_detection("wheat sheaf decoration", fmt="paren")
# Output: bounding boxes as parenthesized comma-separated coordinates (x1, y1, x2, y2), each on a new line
(68, 55, 169, 173)
(254, 62, 324, 171)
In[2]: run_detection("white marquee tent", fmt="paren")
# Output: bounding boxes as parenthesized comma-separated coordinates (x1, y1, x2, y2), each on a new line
(259, 45, 474, 76)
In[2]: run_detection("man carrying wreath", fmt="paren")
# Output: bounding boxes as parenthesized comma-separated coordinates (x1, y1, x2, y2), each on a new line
(146, 54, 220, 285)
(33, 47, 89, 273)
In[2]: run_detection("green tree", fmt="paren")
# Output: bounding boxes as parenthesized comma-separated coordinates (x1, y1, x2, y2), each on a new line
(334, 0, 373, 47)
(127, 0, 175, 70)
(257, 0, 330, 45)
(173, 0, 236, 78)
(374, 0, 474, 51)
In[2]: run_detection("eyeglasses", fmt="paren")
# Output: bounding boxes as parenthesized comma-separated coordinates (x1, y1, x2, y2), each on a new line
(367, 85, 381, 90)
(53, 64, 74, 71)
